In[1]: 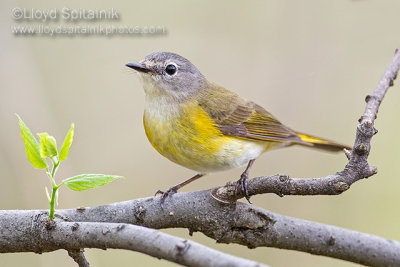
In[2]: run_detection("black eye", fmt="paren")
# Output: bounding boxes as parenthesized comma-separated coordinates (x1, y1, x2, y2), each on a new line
(165, 64, 177, 75)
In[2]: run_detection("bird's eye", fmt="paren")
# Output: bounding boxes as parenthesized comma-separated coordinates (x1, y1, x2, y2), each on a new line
(165, 64, 177, 75)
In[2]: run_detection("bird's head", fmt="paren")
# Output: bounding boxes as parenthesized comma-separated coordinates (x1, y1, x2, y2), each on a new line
(126, 52, 208, 102)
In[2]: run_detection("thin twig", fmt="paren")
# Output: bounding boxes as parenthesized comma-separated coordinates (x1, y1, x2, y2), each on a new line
(213, 48, 400, 203)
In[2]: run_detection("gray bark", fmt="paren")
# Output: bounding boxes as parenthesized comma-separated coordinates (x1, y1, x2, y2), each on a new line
(0, 211, 266, 267)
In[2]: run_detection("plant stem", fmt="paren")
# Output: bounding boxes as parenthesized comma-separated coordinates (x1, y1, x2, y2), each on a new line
(48, 157, 60, 220)
(51, 157, 60, 178)
(49, 187, 58, 220)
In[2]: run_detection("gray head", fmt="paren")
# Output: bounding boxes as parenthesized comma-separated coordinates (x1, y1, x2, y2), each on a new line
(126, 52, 208, 102)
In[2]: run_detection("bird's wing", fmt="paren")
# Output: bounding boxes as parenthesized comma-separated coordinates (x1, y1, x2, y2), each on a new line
(197, 84, 307, 144)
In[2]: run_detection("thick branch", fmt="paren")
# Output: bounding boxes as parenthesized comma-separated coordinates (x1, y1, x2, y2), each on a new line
(0, 212, 266, 267)
(1, 194, 399, 266)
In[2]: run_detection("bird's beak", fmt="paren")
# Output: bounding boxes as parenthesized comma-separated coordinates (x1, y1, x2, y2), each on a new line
(125, 62, 153, 74)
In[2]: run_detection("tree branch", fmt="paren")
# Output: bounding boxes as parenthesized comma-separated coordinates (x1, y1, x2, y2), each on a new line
(68, 249, 90, 267)
(1, 48, 399, 266)
(1, 191, 400, 266)
(0, 211, 266, 267)
(213, 47, 400, 203)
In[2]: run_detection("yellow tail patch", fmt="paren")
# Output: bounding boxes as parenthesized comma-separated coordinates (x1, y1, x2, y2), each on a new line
(296, 132, 352, 152)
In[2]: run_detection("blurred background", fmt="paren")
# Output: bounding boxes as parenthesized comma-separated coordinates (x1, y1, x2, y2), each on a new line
(1, 0, 399, 266)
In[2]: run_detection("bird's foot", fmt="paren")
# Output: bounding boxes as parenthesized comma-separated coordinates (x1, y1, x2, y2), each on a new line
(235, 173, 252, 204)
(155, 186, 178, 209)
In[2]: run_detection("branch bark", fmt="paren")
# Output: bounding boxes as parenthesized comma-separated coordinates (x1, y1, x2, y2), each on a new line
(68, 249, 90, 267)
(1, 48, 399, 266)
(0, 211, 266, 267)
(1, 192, 400, 266)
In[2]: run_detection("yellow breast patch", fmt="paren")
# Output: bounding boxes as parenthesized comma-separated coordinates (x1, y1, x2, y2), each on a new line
(143, 101, 267, 172)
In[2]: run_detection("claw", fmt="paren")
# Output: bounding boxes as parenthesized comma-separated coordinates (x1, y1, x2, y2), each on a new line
(235, 181, 241, 196)
(156, 187, 178, 209)
(235, 173, 252, 204)
(154, 173, 205, 209)
(234, 159, 255, 204)
(154, 189, 164, 196)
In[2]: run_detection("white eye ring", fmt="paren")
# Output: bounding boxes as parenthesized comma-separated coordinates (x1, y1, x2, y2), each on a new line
(165, 62, 177, 76)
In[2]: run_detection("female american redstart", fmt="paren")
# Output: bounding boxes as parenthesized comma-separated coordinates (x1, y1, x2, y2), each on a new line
(126, 52, 351, 204)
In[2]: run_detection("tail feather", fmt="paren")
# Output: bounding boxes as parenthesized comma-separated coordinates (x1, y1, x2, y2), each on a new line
(296, 132, 352, 152)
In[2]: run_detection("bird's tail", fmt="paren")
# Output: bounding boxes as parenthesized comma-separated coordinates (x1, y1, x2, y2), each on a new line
(296, 132, 352, 152)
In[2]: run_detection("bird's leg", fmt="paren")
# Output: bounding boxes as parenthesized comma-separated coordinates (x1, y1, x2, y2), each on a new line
(155, 173, 204, 208)
(235, 159, 255, 203)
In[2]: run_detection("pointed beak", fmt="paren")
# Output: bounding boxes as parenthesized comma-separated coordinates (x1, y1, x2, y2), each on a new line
(125, 62, 153, 74)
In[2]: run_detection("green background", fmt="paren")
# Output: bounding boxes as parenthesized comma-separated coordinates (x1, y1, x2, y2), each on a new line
(1, 0, 399, 266)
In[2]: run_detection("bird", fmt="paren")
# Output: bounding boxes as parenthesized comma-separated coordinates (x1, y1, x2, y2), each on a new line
(126, 52, 351, 204)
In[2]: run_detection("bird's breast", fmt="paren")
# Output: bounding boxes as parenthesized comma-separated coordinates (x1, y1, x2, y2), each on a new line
(143, 99, 266, 172)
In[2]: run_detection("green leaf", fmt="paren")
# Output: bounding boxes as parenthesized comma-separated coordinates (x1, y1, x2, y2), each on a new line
(46, 136, 58, 158)
(16, 115, 48, 169)
(59, 123, 74, 161)
(38, 133, 58, 158)
(38, 132, 48, 158)
(62, 174, 124, 191)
